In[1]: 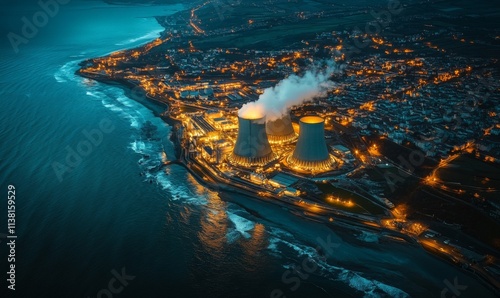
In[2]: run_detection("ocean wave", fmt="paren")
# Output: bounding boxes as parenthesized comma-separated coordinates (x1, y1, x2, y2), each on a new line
(102, 101, 124, 113)
(85, 91, 100, 98)
(268, 227, 295, 240)
(266, 227, 296, 256)
(86, 86, 161, 131)
(267, 228, 409, 298)
(115, 94, 137, 108)
(148, 171, 207, 205)
(267, 237, 280, 255)
(64, 58, 169, 135)
(54, 60, 81, 83)
(115, 29, 163, 46)
(84, 81, 201, 208)
(54, 74, 67, 83)
(129, 116, 140, 128)
(130, 140, 151, 154)
(338, 270, 409, 298)
(226, 211, 255, 243)
(355, 231, 379, 243)
(76, 50, 211, 214)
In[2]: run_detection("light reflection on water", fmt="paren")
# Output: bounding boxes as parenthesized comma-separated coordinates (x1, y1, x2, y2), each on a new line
(241, 223, 269, 272)
(198, 196, 228, 254)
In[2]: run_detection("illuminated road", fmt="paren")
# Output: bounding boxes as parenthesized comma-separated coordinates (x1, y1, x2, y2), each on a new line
(189, 2, 207, 34)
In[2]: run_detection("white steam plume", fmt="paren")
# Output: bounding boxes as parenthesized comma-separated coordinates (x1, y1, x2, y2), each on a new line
(239, 60, 337, 121)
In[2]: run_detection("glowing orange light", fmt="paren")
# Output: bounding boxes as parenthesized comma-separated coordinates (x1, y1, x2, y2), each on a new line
(300, 116, 324, 124)
(240, 110, 264, 120)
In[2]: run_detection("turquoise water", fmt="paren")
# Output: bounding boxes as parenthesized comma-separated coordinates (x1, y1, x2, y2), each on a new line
(0, 1, 496, 297)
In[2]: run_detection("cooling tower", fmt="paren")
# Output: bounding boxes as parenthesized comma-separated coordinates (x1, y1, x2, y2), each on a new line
(266, 113, 297, 144)
(230, 116, 275, 167)
(289, 116, 334, 170)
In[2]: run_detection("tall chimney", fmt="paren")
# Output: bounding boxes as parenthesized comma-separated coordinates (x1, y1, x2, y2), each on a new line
(231, 116, 275, 167)
(266, 112, 297, 144)
(289, 116, 334, 170)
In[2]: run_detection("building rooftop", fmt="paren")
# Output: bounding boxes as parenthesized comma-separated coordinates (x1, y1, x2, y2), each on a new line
(269, 173, 299, 187)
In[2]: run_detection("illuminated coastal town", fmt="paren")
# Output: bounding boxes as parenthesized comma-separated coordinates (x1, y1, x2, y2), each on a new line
(5, 0, 500, 296)
(76, 0, 500, 294)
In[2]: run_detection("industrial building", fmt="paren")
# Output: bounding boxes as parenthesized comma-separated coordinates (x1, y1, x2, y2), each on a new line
(265, 113, 297, 144)
(185, 108, 340, 174)
(229, 115, 277, 167)
(288, 116, 336, 172)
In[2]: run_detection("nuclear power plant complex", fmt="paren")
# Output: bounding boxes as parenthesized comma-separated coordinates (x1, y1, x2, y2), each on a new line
(167, 63, 393, 216)
(182, 103, 344, 171)
(179, 100, 359, 180)
(171, 97, 372, 208)
(227, 112, 337, 172)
